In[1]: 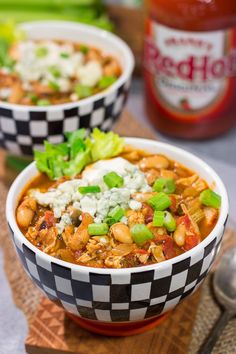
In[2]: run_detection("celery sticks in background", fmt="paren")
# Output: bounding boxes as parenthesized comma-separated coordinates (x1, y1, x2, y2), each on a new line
(0, 0, 113, 31)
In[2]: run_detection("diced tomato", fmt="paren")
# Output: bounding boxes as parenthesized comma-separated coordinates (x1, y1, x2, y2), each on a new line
(142, 203, 154, 223)
(44, 211, 55, 227)
(134, 249, 149, 255)
(177, 215, 191, 228)
(184, 235, 200, 251)
(169, 195, 177, 213)
(154, 234, 170, 243)
(157, 235, 176, 259)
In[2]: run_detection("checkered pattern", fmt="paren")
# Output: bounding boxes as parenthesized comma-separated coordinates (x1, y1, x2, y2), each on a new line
(8, 221, 226, 323)
(0, 81, 130, 156)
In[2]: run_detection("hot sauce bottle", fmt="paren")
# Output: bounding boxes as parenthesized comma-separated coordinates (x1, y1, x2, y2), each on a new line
(144, 0, 236, 139)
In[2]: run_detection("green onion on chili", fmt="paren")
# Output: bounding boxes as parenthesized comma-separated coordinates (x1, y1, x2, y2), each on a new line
(37, 99, 50, 106)
(98, 76, 117, 89)
(153, 178, 176, 194)
(108, 206, 124, 221)
(88, 223, 109, 236)
(104, 217, 116, 227)
(35, 46, 48, 58)
(79, 185, 101, 194)
(60, 52, 70, 59)
(131, 224, 154, 245)
(163, 211, 176, 232)
(48, 81, 60, 92)
(75, 84, 92, 98)
(79, 44, 89, 54)
(147, 192, 171, 211)
(105, 206, 125, 226)
(49, 65, 61, 78)
(103, 171, 124, 189)
(200, 189, 221, 208)
(153, 211, 165, 227)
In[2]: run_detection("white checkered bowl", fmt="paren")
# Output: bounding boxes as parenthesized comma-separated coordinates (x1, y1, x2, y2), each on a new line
(0, 21, 134, 156)
(6, 138, 229, 323)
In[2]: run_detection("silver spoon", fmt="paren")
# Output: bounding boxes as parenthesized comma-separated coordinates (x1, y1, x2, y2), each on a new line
(198, 247, 236, 354)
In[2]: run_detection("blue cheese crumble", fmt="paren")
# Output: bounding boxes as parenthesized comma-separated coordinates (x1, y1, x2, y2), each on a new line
(31, 157, 151, 233)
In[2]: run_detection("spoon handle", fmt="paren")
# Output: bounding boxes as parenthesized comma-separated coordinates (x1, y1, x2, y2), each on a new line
(198, 310, 233, 354)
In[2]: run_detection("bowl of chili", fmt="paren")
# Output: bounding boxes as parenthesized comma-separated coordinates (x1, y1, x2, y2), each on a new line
(0, 21, 134, 156)
(6, 136, 229, 334)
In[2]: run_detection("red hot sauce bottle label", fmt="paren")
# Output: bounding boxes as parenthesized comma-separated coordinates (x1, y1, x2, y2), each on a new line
(144, 20, 236, 122)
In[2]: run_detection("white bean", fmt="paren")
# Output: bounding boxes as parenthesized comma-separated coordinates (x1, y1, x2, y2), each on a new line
(173, 224, 186, 247)
(110, 223, 133, 244)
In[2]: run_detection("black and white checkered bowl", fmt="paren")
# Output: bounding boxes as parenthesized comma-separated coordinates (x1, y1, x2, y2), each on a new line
(0, 21, 134, 156)
(6, 138, 229, 323)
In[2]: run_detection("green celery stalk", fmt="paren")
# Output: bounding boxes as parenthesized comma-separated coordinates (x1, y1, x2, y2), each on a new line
(0, 10, 113, 31)
(0, 0, 98, 8)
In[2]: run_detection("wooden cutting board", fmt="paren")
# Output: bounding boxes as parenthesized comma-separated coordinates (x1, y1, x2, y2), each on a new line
(23, 111, 202, 354)
(25, 291, 201, 354)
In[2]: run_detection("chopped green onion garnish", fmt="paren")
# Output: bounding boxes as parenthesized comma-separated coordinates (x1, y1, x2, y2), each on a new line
(79, 185, 101, 194)
(28, 94, 38, 104)
(88, 223, 109, 236)
(98, 76, 117, 89)
(104, 217, 116, 227)
(60, 52, 70, 59)
(108, 206, 124, 221)
(37, 99, 50, 106)
(153, 211, 164, 227)
(200, 189, 221, 208)
(80, 45, 89, 54)
(49, 66, 61, 78)
(103, 171, 124, 189)
(147, 192, 171, 211)
(35, 46, 48, 58)
(153, 178, 176, 194)
(75, 84, 92, 98)
(48, 81, 60, 92)
(4, 57, 15, 70)
(131, 224, 154, 245)
(163, 211, 176, 232)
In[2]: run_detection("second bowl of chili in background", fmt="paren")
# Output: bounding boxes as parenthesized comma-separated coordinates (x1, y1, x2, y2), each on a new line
(0, 21, 134, 156)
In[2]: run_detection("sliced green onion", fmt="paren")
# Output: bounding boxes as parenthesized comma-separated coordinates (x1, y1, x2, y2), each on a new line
(88, 223, 109, 236)
(3, 56, 15, 70)
(103, 171, 124, 189)
(49, 65, 61, 78)
(153, 178, 176, 194)
(37, 99, 50, 106)
(35, 46, 48, 58)
(75, 84, 92, 98)
(106, 206, 125, 225)
(200, 189, 221, 208)
(108, 206, 124, 221)
(98, 76, 117, 89)
(131, 224, 154, 245)
(60, 52, 70, 59)
(79, 185, 101, 194)
(163, 211, 176, 232)
(79, 45, 89, 54)
(153, 211, 165, 227)
(147, 192, 171, 211)
(28, 94, 38, 104)
(48, 81, 60, 92)
(104, 217, 116, 227)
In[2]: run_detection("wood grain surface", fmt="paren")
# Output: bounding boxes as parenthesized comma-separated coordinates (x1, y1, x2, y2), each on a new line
(25, 291, 201, 354)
